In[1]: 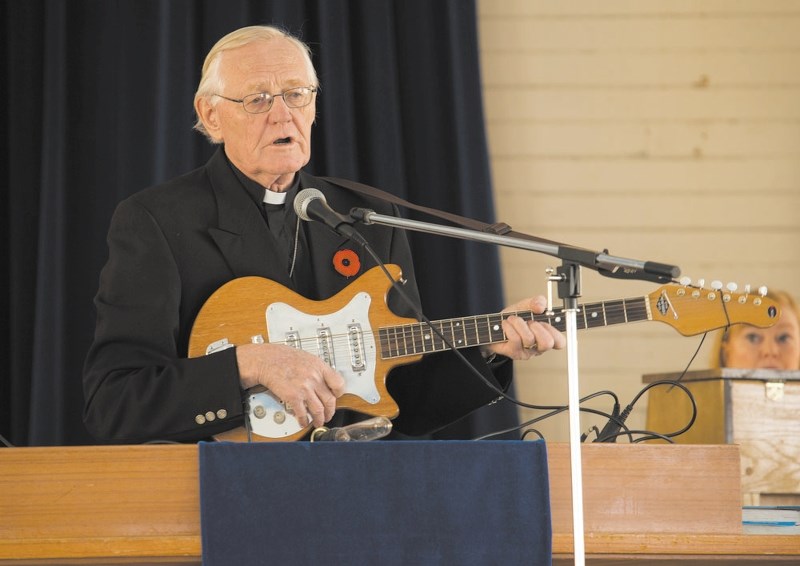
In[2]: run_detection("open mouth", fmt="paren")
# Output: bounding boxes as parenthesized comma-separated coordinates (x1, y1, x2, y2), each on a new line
(273, 137, 293, 145)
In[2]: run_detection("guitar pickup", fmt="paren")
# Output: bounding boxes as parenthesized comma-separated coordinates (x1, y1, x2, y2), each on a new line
(317, 327, 335, 369)
(348, 323, 366, 372)
(284, 331, 301, 349)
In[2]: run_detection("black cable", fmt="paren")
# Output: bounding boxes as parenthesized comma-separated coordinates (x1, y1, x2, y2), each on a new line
(668, 332, 708, 389)
(472, 390, 624, 441)
(0, 433, 14, 447)
(521, 428, 544, 440)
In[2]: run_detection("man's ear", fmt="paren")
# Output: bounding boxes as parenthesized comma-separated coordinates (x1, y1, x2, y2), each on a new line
(196, 96, 223, 142)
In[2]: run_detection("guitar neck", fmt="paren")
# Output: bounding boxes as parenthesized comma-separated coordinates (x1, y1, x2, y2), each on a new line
(378, 296, 649, 359)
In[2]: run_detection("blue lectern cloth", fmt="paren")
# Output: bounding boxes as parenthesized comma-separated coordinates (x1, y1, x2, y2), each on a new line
(199, 440, 551, 566)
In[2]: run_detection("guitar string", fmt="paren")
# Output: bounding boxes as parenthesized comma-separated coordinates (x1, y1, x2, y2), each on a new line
(280, 299, 651, 356)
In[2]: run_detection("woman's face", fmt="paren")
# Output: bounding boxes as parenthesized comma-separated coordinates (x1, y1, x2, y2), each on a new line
(723, 306, 800, 370)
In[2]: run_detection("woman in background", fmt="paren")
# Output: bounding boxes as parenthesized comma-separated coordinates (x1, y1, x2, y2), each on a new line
(712, 289, 800, 370)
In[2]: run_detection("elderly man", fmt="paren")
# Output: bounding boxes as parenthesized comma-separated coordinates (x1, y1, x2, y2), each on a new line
(83, 25, 564, 444)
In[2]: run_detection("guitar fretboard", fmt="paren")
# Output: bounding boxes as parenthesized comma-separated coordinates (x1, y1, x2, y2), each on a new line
(378, 296, 650, 359)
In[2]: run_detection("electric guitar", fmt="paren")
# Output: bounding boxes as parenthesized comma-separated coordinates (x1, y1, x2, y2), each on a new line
(188, 264, 780, 442)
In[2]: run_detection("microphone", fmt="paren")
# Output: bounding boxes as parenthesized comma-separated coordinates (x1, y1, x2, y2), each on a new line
(310, 416, 393, 442)
(294, 188, 364, 242)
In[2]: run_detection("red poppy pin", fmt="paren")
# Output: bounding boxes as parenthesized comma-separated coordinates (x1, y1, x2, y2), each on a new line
(333, 249, 361, 278)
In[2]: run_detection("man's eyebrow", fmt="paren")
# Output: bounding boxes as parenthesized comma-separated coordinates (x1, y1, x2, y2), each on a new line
(242, 79, 310, 93)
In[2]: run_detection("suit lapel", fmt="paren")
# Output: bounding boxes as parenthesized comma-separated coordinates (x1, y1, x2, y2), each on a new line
(298, 172, 364, 298)
(205, 149, 293, 287)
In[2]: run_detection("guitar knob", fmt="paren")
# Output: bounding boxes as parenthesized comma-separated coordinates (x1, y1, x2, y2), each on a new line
(726, 282, 738, 292)
(711, 280, 723, 291)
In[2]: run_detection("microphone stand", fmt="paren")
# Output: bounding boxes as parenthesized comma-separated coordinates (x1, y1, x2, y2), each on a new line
(351, 208, 680, 566)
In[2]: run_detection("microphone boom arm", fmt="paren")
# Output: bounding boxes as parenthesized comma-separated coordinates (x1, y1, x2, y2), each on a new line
(351, 208, 680, 283)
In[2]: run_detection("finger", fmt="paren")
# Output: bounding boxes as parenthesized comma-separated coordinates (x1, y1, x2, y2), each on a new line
(548, 324, 566, 349)
(504, 315, 538, 351)
(285, 399, 310, 428)
(533, 321, 565, 350)
(529, 323, 555, 352)
(322, 367, 346, 397)
(529, 295, 547, 315)
(313, 378, 340, 423)
(304, 395, 326, 428)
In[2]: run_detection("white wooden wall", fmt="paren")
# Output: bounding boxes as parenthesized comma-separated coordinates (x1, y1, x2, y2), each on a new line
(477, 0, 800, 442)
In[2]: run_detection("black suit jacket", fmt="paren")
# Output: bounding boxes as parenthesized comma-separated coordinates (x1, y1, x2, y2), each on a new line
(83, 148, 510, 443)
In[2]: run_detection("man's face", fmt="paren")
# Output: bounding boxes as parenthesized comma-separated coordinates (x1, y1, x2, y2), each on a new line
(202, 38, 316, 187)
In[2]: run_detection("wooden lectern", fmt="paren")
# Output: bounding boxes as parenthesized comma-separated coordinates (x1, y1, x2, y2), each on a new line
(2, 443, 799, 565)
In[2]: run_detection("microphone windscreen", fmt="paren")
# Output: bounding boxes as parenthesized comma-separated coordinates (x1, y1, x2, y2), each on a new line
(294, 188, 325, 221)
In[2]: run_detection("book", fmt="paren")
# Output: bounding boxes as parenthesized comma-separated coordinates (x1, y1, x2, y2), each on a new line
(742, 506, 800, 534)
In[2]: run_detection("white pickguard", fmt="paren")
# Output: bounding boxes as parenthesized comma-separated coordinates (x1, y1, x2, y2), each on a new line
(242, 291, 378, 439)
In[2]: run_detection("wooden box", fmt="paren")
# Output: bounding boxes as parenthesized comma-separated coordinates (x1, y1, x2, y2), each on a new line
(644, 368, 800, 505)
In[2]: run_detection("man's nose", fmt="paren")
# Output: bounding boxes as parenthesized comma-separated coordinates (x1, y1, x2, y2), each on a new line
(268, 96, 292, 122)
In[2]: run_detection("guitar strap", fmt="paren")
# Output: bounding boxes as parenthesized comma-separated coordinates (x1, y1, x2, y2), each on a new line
(320, 176, 563, 246)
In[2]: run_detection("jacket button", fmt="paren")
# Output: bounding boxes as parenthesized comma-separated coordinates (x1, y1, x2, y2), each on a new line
(217, 409, 228, 419)
(195, 414, 206, 425)
(205, 411, 216, 422)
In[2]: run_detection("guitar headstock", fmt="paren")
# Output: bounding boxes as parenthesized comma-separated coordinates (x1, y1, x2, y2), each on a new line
(646, 279, 781, 336)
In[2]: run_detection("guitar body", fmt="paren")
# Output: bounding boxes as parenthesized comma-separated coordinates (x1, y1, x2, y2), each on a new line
(188, 264, 420, 442)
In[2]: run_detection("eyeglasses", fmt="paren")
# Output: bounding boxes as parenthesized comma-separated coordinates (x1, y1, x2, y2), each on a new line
(214, 86, 317, 114)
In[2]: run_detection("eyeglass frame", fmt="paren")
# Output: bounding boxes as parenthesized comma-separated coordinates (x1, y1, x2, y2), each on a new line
(213, 86, 318, 114)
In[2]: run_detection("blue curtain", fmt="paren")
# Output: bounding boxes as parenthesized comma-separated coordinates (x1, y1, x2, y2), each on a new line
(1, 0, 517, 445)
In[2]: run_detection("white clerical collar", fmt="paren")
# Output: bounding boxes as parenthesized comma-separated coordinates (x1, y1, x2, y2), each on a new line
(263, 189, 288, 205)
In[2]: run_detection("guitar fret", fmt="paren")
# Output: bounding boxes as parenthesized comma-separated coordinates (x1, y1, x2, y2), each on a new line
(410, 323, 421, 355)
(478, 314, 490, 344)
(421, 323, 432, 353)
(401, 324, 412, 356)
(389, 326, 401, 358)
(431, 321, 444, 352)
(488, 314, 505, 344)
(603, 300, 625, 326)
(624, 298, 648, 323)
(583, 302, 607, 329)
(378, 327, 391, 358)
(577, 305, 588, 331)
(464, 316, 478, 346)
(452, 319, 465, 348)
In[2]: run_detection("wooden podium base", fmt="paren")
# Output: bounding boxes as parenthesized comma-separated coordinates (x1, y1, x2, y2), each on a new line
(1, 443, 798, 565)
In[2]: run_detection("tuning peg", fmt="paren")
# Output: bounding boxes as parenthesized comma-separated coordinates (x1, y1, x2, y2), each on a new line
(758, 286, 768, 297)
(679, 276, 692, 287)
(697, 278, 705, 288)
(726, 282, 738, 292)
(744, 284, 751, 295)
(711, 280, 723, 291)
